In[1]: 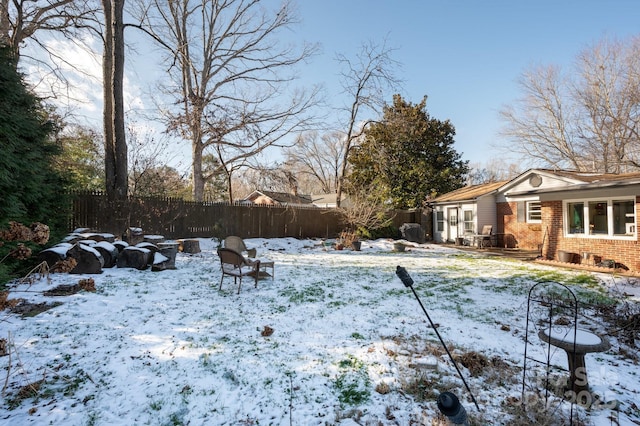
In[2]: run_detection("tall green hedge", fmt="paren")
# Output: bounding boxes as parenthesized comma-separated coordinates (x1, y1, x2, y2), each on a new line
(0, 46, 71, 285)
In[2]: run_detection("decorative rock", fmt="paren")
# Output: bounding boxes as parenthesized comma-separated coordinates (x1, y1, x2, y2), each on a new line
(393, 242, 406, 252)
(400, 223, 426, 243)
(411, 356, 439, 371)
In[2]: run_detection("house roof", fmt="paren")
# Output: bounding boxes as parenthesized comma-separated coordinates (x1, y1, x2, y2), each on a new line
(545, 169, 640, 183)
(310, 193, 345, 206)
(430, 180, 508, 203)
(244, 190, 313, 205)
(501, 168, 640, 196)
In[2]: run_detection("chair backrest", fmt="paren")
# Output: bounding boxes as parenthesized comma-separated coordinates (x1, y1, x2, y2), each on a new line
(481, 225, 493, 235)
(223, 236, 247, 253)
(217, 247, 245, 267)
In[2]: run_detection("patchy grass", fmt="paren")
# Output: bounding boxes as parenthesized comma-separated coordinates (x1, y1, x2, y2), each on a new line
(333, 355, 371, 406)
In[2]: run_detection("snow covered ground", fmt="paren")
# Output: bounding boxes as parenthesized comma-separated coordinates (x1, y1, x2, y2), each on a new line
(1, 238, 639, 425)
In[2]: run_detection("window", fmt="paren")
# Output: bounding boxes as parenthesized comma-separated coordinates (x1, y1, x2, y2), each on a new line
(526, 201, 541, 223)
(564, 198, 636, 238)
(567, 202, 584, 234)
(613, 199, 635, 235)
(463, 210, 474, 234)
(436, 211, 444, 232)
(588, 201, 607, 234)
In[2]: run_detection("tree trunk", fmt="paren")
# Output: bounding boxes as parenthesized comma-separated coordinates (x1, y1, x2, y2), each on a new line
(38, 246, 69, 267)
(192, 141, 204, 201)
(68, 243, 105, 274)
(0, 0, 9, 49)
(102, 0, 127, 201)
(117, 246, 150, 270)
(93, 241, 119, 268)
(178, 239, 201, 254)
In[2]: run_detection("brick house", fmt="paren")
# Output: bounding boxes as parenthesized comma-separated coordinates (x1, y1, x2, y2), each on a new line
(432, 169, 640, 272)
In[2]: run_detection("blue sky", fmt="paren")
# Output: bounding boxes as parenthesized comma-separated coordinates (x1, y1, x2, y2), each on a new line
(288, 0, 639, 167)
(34, 1, 638, 173)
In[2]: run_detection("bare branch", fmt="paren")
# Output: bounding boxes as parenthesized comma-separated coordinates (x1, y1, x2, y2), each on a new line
(334, 38, 402, 206)
(132, 0, 322, 201)
(499, 35, 640, 173)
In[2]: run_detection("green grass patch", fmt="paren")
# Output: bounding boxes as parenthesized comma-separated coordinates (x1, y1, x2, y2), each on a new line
(279, 284, 326, 304)
(333, 355, 370, 406)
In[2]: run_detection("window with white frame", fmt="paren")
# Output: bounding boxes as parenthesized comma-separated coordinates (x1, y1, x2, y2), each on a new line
(436, 211, 444, 232)
(565, 197, 636, 237)
(526, 201, 542, 223)
(449, 213, 457, 227)
(463, 210, 474, 234)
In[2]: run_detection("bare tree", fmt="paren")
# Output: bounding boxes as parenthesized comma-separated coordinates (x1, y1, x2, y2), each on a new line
(467, 160, 521, 185)
(0, 0, 98, 62)
(126, 122, 189, 198)
(132, 0, 321, 202)
(1, 0, 104, 117)
(233, 165, 297, 195)
(575, 36, 640, 172)
(334, 40, 401, 207)
(282, 130, 346, 194)
(499, 35, 640, 173)
(102, 0, 127, 200)
(0, 0, 128, 200)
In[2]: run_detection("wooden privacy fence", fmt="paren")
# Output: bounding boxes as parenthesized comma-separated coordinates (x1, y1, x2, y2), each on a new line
(70, 191, 426, 240)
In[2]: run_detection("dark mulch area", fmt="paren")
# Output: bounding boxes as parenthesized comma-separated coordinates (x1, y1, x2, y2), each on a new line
(10, 301, 63, 317)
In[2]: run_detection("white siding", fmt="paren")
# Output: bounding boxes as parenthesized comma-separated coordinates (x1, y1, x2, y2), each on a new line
(433, 198, 498, 243)
(496, 170, 580, 203)
(476, 195, 497, 230)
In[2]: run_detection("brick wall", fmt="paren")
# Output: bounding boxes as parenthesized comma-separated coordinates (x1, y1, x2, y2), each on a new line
(497, 202, 543, 249)
(543, 199, 640, 272)
(498, 199, 640, 272)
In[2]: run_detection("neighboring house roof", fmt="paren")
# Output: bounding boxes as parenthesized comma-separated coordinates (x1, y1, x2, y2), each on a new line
(310, 193, 348, 208)
(243, 190, 313, 205)
(430, 180, 509, 203)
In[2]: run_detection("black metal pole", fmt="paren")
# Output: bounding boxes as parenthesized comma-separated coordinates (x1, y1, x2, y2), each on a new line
(396, 265, 480, 411)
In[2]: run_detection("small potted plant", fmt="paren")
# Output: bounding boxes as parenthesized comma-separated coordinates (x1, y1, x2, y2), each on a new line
(339, 229, 360, 251)
(393, 241, 406, 252)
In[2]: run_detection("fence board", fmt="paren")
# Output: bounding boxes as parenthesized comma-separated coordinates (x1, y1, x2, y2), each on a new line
(68, 191, 425, 240)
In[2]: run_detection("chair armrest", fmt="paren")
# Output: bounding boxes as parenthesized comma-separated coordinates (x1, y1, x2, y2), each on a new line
(245, 258, 260, 268)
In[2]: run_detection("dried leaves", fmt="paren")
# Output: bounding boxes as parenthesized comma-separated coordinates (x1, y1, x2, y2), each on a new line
(0, 222, 50, 245)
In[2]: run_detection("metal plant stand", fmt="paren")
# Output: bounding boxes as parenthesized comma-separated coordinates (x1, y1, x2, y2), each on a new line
(522, 281, 578, 425)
